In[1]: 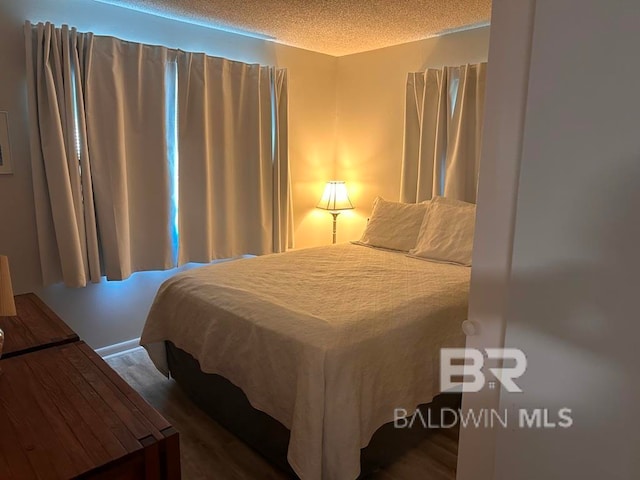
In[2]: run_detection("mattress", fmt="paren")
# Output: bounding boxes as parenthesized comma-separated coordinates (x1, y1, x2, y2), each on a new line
(141, 243, 470, 480)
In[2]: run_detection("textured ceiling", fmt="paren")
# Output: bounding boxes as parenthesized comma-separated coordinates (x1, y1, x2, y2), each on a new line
(99, 0, 492, 56)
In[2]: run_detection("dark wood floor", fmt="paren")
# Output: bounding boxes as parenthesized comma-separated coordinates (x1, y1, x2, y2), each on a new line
(107, 348, 459, 480)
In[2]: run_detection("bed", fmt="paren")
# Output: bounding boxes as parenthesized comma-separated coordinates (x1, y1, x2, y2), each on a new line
(140, 243, 470, 480)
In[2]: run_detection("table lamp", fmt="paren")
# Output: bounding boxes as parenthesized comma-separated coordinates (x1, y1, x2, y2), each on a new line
(316, 181, 354, 244)
(0, 255, 17, 363)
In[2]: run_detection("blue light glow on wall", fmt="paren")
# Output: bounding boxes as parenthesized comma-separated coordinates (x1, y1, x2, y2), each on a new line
(71, 67, 82, 162)
(165, 61, 180, 265)
(91, 0, 274, 41)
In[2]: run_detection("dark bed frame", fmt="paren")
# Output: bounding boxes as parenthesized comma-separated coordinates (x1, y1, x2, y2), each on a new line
(166, 341, 461, 478)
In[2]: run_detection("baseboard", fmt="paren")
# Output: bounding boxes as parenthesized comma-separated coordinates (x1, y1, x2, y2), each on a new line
(96, 337, 142, 359)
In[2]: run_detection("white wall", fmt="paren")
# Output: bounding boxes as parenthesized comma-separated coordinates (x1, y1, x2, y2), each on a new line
(467, 0, 640, 478)
(0, 0, 337, 348)
(334, 27, 491, 242)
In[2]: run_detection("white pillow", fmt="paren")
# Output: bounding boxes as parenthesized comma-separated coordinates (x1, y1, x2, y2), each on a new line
(356, 197, 430, 252)
(409, 196, 476, 266)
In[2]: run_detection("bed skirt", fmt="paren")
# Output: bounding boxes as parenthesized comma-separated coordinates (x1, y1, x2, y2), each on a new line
(166, 341, 461, 478)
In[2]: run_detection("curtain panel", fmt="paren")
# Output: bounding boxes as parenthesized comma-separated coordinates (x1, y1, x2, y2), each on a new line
(25, 22, 174, 286)
(25, 21, 292, 287)
(85, 37, 175, 280)
(272, 69, 294, 253)
(401, 63, 487, 204)
(25, 22, 100, 287)
(175, 53, 292, 264)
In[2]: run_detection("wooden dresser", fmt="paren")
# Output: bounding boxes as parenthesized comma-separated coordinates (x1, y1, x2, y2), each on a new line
(0, 294, 180, 479)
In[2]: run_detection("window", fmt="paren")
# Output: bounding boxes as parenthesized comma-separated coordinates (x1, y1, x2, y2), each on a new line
(165, 61, 179, 265)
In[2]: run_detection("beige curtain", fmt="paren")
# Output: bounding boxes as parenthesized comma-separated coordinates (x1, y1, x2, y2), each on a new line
(25, 22, 174, 286)
(175, 52, 293, 263)
(401, 63, 487, 204)
(26, 22, 292, 285)
(272, 69, 294, 253)
(85, 36, 174, 280)
(25, 22, 100, 287)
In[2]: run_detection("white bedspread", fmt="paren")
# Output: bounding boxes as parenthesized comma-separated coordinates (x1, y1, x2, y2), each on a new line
(140, 244, 470, 480)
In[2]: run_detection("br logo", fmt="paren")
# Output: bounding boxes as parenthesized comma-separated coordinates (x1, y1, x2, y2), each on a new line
(440, 348, 527, 393)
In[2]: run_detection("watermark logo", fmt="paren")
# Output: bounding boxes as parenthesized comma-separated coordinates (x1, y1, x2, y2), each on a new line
(392, 347, 574, 430)
(394, 407, 574, 430)
(440, 348, 527, 393)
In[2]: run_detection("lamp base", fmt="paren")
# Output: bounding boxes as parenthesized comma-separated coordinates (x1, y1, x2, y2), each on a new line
(331, 212, 340, 244)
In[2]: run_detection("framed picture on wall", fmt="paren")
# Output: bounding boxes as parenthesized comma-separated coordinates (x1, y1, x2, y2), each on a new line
(0, 111, 13, 175)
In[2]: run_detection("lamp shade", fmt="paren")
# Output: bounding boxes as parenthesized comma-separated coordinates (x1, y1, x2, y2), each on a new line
(0, 255, 17, 316)
(316, 181, 354, 212)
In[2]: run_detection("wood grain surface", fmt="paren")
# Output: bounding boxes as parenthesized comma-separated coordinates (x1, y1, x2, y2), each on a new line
(0, 293, 78, 359)
(0, 342, 180, 479)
